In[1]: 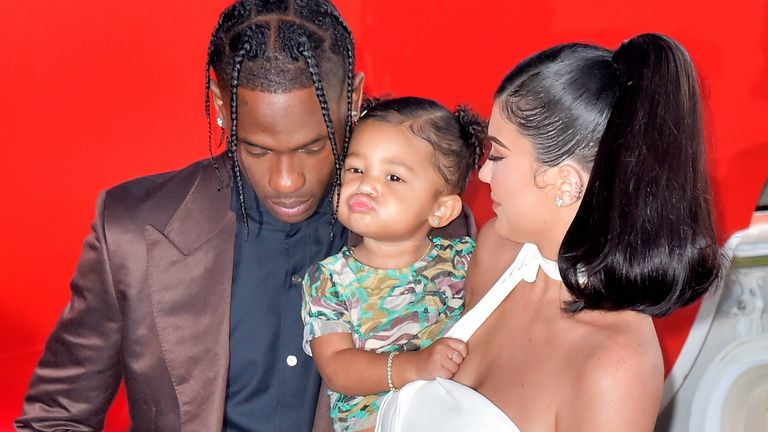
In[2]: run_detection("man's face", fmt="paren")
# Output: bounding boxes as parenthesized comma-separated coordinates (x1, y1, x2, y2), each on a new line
(221, 87, 347, 224)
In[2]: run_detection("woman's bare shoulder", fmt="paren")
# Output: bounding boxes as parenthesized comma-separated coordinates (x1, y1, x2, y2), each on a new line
(558, 312, 664, 432)
(464, 219, 524, 309)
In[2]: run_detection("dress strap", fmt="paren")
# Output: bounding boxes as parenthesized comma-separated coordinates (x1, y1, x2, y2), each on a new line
(444, 243, 561, 343)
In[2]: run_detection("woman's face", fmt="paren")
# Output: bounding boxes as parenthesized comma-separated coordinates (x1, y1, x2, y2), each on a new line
(478, 102, 559, 243)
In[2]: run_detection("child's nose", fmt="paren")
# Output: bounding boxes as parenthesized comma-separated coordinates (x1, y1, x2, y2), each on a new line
(355, 175, 378, 196)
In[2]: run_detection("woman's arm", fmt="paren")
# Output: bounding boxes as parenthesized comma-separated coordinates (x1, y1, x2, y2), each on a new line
(463, 218, 523, 310)
(310, 334, 467, 395)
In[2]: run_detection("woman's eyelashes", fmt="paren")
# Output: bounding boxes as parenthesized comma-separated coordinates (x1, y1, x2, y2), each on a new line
(487, 153, 505, 162)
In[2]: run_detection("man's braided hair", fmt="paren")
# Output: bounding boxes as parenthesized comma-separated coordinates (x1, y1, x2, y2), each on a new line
(205, 0, 355, 236)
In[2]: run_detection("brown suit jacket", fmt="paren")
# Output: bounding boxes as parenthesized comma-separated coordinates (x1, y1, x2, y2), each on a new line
(15, 155, 475, 432)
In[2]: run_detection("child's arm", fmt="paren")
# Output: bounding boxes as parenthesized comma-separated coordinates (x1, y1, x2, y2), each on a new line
(310, 334, 468, 396)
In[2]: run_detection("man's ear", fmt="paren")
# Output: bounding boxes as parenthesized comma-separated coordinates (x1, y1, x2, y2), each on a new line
(554, 163, 588, 207)
(351, 72, 365, 121)
(210, 79, 228, 125)
(429, 194, 463, 228)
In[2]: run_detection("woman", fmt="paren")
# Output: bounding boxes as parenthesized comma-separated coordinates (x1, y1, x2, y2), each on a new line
(376, 33, 722, 431)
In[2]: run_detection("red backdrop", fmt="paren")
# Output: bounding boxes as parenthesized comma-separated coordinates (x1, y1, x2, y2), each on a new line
(1, 0, 766, 429)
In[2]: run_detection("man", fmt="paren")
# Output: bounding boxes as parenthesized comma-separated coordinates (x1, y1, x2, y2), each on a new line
(16, 1, 361, 430)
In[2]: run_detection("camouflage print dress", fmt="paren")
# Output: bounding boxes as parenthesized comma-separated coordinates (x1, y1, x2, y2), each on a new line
(301, 236, 474, 432)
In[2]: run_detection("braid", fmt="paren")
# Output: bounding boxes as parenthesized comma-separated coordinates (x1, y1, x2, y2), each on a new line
(335, 42, 354, 219)
(205, 11, 228, 188)
(229, 45, 250, 235)
(320, 3, 355, 150)
(295, 30, 343, 239)
(319, 2, 355, 225)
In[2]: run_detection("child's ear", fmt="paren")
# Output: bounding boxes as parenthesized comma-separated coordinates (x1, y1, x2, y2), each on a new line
(429, 194, 463, 228)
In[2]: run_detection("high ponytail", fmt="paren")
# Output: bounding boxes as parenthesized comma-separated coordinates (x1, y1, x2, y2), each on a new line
(558, 34, 722, 317)
(494, 34, 722, 317)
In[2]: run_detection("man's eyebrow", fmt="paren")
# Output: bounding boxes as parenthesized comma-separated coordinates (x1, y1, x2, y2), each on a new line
(241, 135, 328, 151)
(488, 136, 509, 149)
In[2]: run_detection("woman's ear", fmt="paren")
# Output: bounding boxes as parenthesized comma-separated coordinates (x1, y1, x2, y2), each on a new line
(554, 164, 588, 207)
(429, 194, 463, 228)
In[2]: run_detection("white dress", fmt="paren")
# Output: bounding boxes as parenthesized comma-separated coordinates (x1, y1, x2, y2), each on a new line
(375, 243, 562, 432)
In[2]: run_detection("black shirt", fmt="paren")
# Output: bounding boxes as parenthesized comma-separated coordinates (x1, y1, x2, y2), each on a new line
(224, 179, 346, 432)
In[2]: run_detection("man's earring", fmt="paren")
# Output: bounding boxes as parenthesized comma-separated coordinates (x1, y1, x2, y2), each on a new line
(555, 196, 564, 208)
(216, 116, 224, 128)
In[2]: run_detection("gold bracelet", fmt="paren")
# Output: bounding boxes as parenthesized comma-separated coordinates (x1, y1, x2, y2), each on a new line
(386, 351, 401, 392)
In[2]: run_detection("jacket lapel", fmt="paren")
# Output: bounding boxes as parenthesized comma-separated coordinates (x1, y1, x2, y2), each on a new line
(145, 158, 235, 431)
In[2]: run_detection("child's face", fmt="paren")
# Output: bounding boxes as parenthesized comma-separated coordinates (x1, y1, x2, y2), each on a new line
(339, 120, 449, 241)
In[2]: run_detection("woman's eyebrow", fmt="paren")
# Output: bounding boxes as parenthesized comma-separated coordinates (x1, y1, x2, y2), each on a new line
(488, 135, 509, 149)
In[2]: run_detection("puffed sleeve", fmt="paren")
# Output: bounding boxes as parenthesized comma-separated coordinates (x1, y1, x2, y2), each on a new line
(301, 261, 353, 356)
(411, 236, 475, 348)
(445, 236, 475, 316)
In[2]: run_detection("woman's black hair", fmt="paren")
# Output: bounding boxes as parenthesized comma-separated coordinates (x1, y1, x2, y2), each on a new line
(204, 0, 355, 237)
(358, 96, 486, 194)
(495, 34, 722, 317)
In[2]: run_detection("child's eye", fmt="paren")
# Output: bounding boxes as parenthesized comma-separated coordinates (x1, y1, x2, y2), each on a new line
(346, 167, 363, 174)
(386, 174, 404, 182)
(487, 154, 505, 162)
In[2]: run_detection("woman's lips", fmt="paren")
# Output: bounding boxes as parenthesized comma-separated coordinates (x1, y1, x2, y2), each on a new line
(266, 198, 312, 218)
(348, 194, 374, 212)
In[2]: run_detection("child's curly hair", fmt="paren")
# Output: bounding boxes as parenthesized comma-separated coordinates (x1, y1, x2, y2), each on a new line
(358, 96, 486, 194)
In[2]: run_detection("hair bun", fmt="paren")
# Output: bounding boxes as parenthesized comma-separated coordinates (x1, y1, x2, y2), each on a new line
(453, 105, 487, 170)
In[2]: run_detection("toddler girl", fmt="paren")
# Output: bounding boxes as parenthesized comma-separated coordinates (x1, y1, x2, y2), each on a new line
(301, 97, 485, 432)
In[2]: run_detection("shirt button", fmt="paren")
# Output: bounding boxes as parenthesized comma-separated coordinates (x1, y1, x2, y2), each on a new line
(291, 274, 302, 285)
(286, 355, 298, 367)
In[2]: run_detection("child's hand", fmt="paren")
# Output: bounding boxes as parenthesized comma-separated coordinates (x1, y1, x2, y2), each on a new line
(400, 338, 468, 382)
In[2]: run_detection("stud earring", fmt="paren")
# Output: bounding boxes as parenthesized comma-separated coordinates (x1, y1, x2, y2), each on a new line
(216, 116, 224, 128)
(351, 110, 359, 117)
(431, 217, 440, 227)
(555, 196, 564, 208)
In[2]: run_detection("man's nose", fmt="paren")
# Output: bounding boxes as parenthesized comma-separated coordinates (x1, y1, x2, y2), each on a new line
(268, 155, 305, 193)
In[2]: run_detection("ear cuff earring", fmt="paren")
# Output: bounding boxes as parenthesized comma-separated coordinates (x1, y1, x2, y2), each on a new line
(216, 116, 224, 128)
(574, 184, 584, 201)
